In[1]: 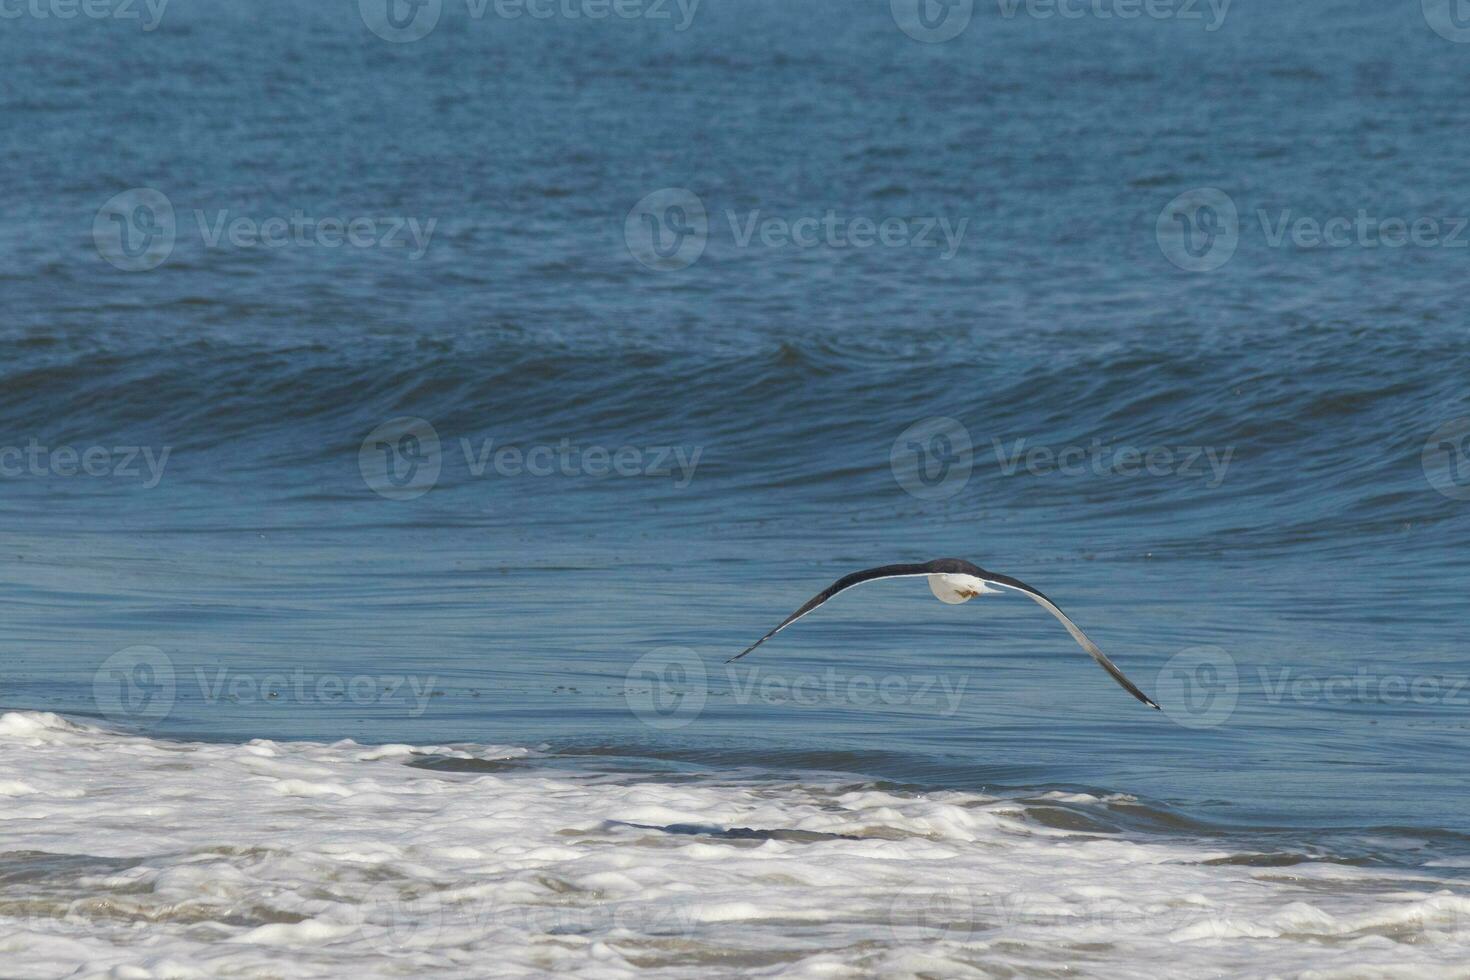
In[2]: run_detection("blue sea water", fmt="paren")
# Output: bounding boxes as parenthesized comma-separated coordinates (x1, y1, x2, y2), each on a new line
(3, 3, 1470, 972)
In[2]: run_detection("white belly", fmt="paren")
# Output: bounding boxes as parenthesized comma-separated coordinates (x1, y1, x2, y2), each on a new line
(927, 573, 993, 604)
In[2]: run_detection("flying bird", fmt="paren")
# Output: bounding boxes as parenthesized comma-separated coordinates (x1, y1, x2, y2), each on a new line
(730, 558, 1159, 709)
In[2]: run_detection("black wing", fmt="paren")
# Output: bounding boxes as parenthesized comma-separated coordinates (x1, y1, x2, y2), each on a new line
(728, 563, 932, 663)
(977, 570, 1160, 710)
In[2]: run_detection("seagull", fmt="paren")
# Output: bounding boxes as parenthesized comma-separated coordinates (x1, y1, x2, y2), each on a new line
(729, 558, 1159, 710)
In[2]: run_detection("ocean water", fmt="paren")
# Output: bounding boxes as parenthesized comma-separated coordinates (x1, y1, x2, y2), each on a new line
(4, 0, 1470, 975)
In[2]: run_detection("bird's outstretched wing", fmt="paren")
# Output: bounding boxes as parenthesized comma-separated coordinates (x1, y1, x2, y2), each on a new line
(727, 563, 931, 663)
(975, 570, 1160, 710)
(729, 559, 1160, 710)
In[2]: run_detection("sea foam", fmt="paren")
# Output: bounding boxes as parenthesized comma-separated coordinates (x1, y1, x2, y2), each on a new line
(1, 711, 1467, 978)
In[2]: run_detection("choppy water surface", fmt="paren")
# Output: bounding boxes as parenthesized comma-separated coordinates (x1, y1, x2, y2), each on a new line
(2, 1, 1470, 975)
